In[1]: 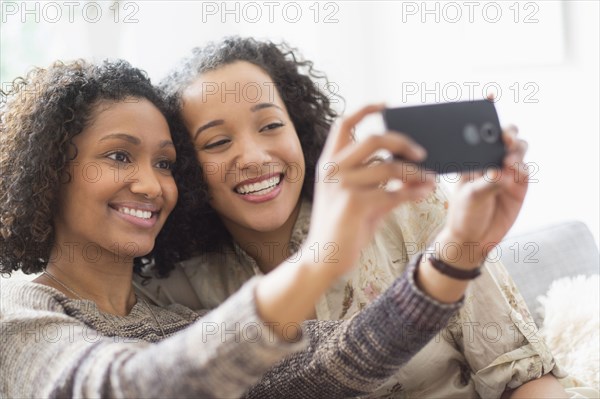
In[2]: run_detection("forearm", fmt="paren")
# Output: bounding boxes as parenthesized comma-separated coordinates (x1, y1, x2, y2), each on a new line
(417, 229, 487, 303)
(246, 261, 463, 398)
(501, 374, 569, 399)
(254, 254, 338, 339)
(118, 280, 306, 398)
(416, 253, 470, 303)
(254, 236, 475, 340)
(2, 280, 304, 399)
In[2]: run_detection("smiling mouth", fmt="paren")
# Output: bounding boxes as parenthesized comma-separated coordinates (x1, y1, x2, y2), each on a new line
(111, 206, 157, 220)
(234, 173, 283, 195)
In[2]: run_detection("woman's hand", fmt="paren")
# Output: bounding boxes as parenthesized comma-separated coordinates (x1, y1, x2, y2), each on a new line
(435, 126, 530, 268)
(304, 104, 436, 278)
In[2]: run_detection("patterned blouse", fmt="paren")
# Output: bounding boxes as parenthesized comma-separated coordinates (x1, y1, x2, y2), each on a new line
(135, 186, 566, 398)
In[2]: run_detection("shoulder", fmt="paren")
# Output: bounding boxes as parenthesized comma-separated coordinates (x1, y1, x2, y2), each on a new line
(1, 278, 67, 315)
(180, 250, 258, 308)
(135, 248, 256, 310)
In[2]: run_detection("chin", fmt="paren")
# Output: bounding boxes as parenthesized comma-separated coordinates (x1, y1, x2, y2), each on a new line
(113, 238, 155, 259)
(245, 217, 287, 233)
(137, 242, 156, 257)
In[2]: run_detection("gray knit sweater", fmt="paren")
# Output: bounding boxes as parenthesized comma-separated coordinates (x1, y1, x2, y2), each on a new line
(0, 263, 462, 398)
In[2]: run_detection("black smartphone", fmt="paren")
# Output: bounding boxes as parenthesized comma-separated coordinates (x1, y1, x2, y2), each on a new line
(382, 100, 506, 174)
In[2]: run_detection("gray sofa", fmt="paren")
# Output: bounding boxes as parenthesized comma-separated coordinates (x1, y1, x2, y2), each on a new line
(499, 220, 600, 324)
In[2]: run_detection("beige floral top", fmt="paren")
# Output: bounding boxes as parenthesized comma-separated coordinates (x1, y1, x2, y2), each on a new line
(134, 186, 566, 398)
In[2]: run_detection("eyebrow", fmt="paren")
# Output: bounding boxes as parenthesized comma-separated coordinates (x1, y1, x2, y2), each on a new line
(194, 120, 224, 141)
(193, 103, 283, 141)
(159, 140, 175, 149)
(99, 133, 174, 149)
(99, 133, 141, 145)
(250, 103, 282, 112)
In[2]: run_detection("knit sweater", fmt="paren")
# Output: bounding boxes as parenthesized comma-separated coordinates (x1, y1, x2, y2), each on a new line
(0, 263, 462, 398)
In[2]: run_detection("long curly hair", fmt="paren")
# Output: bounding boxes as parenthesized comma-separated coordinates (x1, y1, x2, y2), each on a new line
(152, 37, 342, 277)
(0, 59, 176, 276)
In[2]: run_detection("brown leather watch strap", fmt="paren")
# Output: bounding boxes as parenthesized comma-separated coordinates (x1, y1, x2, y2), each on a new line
(425, 253, 483, 280)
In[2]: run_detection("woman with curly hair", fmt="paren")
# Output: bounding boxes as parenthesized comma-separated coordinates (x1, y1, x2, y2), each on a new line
(0, 58, 487, 398)
(145, 37, 570, 398)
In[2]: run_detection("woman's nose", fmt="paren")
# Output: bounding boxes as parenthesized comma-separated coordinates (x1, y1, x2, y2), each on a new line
(128, 164, 163, 199)
(232, 136, 273, 172)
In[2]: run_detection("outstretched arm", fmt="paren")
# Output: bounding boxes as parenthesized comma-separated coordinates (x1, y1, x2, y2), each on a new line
(246, 257, 463, 398)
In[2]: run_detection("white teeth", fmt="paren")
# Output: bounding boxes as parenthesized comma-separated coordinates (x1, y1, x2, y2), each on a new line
(117, 207, 153, 220)
(236, 175, 281, 195)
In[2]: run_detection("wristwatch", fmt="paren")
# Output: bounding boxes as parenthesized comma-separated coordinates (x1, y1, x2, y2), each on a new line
(420, 252, 483, 280)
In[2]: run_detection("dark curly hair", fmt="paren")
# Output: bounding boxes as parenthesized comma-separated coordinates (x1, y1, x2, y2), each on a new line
(0, 59, 178, 276)
(152, 37, 342, 276)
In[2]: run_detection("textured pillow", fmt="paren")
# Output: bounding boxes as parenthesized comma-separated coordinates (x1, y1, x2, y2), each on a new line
(537, 274, 600, 390)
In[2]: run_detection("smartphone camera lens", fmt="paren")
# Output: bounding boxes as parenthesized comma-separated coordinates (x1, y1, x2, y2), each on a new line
(463, 124, 480, 145)
(480, 122, 499, 143)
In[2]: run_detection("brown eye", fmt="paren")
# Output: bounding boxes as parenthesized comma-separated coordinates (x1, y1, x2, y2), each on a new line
(259, 122, 285, 132)
(156, 159, 174, 170)
(107, 151, 131, 163)
(204, 138, 231, 149)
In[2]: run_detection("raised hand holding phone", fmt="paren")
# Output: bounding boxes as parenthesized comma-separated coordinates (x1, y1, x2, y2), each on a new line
(306, 103, 437, 277)
(436, 126, 529, 267)
(380, 99, 529, 301)
(381, 99, 528, 265)
(416, 125, 529, 303)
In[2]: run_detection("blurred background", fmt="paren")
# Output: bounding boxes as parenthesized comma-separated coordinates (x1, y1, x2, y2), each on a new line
(2, 0, 598, 245)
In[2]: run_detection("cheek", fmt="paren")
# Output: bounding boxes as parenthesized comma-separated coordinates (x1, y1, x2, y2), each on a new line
(163, 179, 179, 213)
(286, 135, 306, 175)
(201, 168, 232, 211)
(67, 172, 109, 203)
(56, 176, 107, 227)
(202, 169, 222, 194)
(199, 158, 229, 194)
(54, 184, 76, 221)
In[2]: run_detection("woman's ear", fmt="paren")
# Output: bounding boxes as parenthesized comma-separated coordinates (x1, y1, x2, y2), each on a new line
(59, 160, 76, 185)
(59, 140, 80, 184)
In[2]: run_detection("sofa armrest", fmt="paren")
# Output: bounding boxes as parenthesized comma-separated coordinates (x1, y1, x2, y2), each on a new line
(498, 221, 599, 323)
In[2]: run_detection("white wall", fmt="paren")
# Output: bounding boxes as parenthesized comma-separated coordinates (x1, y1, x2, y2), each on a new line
(2, 0, 598, 244)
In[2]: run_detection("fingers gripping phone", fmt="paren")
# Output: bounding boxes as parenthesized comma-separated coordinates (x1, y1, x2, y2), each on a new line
(382, 100, 506, 174)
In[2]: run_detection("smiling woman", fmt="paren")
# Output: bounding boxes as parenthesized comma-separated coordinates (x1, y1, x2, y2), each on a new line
(0, 60, 174, 277)
(181, 61, 306, 271)
(0, 60, 180, 316)
(55, 99, 177, 263)
(43, 97, 178, 315)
